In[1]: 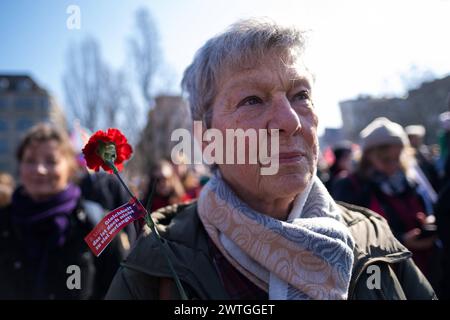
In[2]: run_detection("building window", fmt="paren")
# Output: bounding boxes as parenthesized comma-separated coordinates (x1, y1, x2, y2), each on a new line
(15, 97, 34, 110)
(40, 97, 49, 111)
(16, 118, 34, 131)
(0, 139, 8, 153)
(0, 97, 8, 109)
(17, 79, 32, 92)
(0, 161, 11, 173)
(0, 78, 9, 91)
(0, 120, 8, 131)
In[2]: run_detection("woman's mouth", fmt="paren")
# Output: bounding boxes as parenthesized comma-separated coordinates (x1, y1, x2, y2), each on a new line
(276, 151, 305, 164)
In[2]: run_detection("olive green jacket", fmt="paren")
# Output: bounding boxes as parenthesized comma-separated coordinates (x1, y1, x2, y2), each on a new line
(105, 202, 437, 300)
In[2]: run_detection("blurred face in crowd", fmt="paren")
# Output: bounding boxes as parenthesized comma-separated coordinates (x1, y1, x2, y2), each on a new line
(338, 151, 353, 172)
(407, 134, 422, 149)
(153, 163, 175, 197)
(210, 51, 318, 218)
(19, 140, 72, 201)
(367, 144, 403, 177)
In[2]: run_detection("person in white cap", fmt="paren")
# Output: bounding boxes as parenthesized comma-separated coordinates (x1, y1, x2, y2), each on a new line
(333, 117, 439, 283)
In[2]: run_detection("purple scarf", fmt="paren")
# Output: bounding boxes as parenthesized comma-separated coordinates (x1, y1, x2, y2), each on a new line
(10, 183, 81, 297)
(11, 183, 81, 247)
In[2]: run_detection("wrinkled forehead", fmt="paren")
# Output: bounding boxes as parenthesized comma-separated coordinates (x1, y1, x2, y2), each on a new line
(217, 47, 313, 88)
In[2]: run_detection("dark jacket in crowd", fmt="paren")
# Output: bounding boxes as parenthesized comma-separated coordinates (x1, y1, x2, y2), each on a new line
(0, 188, 125, 300)
(415, 146, 441, 192)
(105, 202, 436, 300)
(79, 171, 139, 246)
(332, 174, 427, 238)
(79, 171, 129, 211)
(435, 179, 450, 299)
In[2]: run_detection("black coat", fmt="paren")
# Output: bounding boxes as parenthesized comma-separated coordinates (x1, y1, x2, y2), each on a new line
(435, 181, 450, 299)
(0, 199, 125, 300)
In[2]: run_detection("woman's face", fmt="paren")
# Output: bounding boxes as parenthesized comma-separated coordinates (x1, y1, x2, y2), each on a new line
(153, 165, 174, 196)
(338, 152, 353, 172)
(20, 140, 72, 201)
(209, 52, 318, 203)
(367, 145, 403, 177)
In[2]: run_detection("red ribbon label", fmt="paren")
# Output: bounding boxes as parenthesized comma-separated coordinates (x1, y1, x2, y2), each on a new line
(84, 198, 146, 256)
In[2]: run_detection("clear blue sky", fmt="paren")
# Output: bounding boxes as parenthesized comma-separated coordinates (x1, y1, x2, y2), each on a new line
(2, 0, 450, 133)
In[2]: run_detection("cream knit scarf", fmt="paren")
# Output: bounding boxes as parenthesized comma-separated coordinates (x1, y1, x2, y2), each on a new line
(197, 172, 355, 300)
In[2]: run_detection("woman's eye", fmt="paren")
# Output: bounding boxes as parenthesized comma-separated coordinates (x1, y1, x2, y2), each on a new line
(293, 90, 310, 101)
(238, 96, 263, 107)
(46, 159, 58, 166)
(22, 158, 36, 165)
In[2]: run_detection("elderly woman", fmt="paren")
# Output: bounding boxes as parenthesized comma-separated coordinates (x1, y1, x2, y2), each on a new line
(107, 18, 435, 300)
(0, 123, 124, 299)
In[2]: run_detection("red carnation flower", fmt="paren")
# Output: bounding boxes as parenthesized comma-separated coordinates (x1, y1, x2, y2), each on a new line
(82, 128, 133, 173)
(81, 128, 186, 298)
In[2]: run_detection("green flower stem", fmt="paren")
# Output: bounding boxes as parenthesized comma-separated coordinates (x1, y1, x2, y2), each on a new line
(105, 160, 188, 300)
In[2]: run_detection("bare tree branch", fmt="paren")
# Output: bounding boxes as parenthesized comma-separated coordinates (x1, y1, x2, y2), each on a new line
(129, 8, 161, 108)
(63, 37, 106, 132)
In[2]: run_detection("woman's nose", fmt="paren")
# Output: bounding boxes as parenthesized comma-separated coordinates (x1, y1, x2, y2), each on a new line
(36, 163, 48, 174)
(268, 96, 301, 136)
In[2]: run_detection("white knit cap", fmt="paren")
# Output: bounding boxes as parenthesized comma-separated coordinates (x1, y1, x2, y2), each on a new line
(405, 125, 426, 137)
(360, 117, 409, 151)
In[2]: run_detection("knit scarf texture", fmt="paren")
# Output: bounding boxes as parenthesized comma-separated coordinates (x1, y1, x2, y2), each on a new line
(197, 172, 355, 300)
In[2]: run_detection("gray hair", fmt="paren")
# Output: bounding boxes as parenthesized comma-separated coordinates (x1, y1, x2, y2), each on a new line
(181, 17, 308, 128)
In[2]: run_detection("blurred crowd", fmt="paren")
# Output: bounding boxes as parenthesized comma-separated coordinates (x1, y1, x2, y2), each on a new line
(320, 112, 450, 299)
(0, 110, 449, 299)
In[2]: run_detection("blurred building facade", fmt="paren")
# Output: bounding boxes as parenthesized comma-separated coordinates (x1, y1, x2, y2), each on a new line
(0, 74, 66, 176)
(340, 75, 450, 144)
